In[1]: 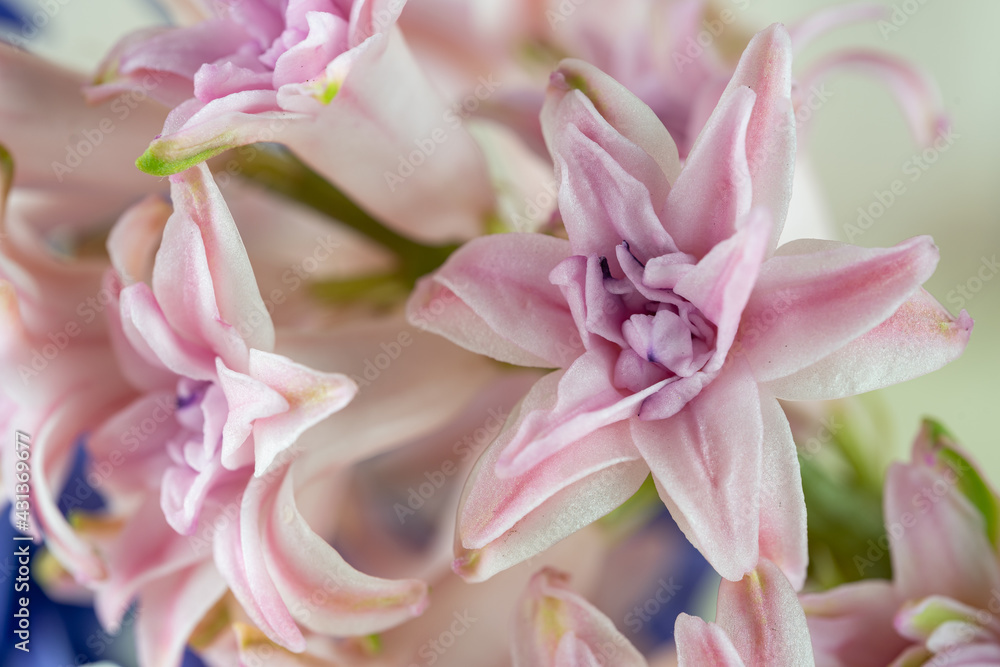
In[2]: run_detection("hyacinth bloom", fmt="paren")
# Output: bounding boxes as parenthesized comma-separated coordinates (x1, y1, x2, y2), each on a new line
(82, 164, 436, 666)
(93, 0, 494, 242)
(802, 422, 1000, 666)
(407, 25, 972, 587)
(675, 558, 814, 666)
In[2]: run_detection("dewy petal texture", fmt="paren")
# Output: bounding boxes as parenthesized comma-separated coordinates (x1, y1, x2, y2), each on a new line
(409, 22, 970, 587)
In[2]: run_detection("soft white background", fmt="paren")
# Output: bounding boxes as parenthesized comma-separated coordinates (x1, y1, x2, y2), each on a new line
(17, 0, 1000, 476)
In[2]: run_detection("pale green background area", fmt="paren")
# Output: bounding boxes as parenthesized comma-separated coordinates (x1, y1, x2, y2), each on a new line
(21, 0, 1000, 477)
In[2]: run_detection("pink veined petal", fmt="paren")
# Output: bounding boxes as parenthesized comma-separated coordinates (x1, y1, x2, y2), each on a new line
(541, 61, 678, 263)
(104, 272, 178, 393)
(673, 208, 772, 371)
(213, 487, 307, 652)
(245, 348, 357, 476)
(631, 359, 763, 583)
(455, 416, 647, 583)
(661, 85, 755, 259)
(797, 49, 949, 148)
(94, 497, 204, 631)
(741, 236, 940, 384)
(718, 23, 796, 251)
(273, 10, 349, 89)
(107, 195, 172, 287)
(546, 116, 675, 266)
(119, 282, 217, 381)
(496, 346, 668, 478)
(134, 560, 228, 667)
(216, 357, 290, 471)
(511, 568, 647, 667)
(885, 459, 1000, 610)
(765, 287, 972, 400)
(550, 58, 682, 184)
(161, 455, 233, 535)
(757, 389, 808, 590)
(156, 163, 274, 364)
(406, 233, 578, 368)
(787, 3, 886, 53)
(800, 580, 909, 667)
(675, 614, 746, 667)
(260, 459, 429, 636)
(714, 559, 815, 666)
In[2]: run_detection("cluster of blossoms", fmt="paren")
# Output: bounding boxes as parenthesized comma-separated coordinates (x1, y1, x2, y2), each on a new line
(0, 1, 984, 666)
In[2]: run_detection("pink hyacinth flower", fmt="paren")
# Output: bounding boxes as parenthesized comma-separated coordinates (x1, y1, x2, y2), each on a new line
(407, 25, 972, 587)
(802, 421, 1000, 666)
(92, 0, 494, 242)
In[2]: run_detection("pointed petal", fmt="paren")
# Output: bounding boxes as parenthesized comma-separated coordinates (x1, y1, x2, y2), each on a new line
(213, 488, 307, 652)
(260, 460, 429, 636)
(742, 236, 940, 383)
(632, 360, 763, 582)
(715, 559, 815, 665)
(512, 568, 647, 667)
(886, 453, 1000, 608)
(154, 164, 273, 366)
(246, 349, 357, 476)
(542, 60, 677, 261)
(108, 195, 172, 286)
(216, 358, 289, 471)
(544, 60, 681, 185)
(757, 390, 808, 590)
(135, 560, 228, 667)
(662, 86, 755, 258)
(407, 233, 578, 368)
(766, 287, 972, 400)
(456, 415, 646, 582)
(719, 24, 795, 249)
(675, 614, 746, 667)
(673, 208, 771, 371)
(497, 347, 667, 477)
(119, 282, 217, 381)
(800, 580, 909, 667)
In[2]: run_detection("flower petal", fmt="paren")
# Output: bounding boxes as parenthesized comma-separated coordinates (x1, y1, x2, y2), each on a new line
(714, 558, 815, 665)
(675, 614, 746, 667)
(742, 236, 940, 383)
(765, 287, 972, 400)
(631, 360, 763, 583)
(800, 580, 909, 667)
(511, 568, 647, 667)
(455, 415, 646, 583)
(407, 233, 578, 368)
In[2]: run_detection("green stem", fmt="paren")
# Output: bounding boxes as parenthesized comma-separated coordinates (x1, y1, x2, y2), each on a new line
(230, 146, 458, 285)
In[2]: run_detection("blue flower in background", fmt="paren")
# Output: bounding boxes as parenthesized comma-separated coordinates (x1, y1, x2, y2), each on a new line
(0, 1, 22, 25)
